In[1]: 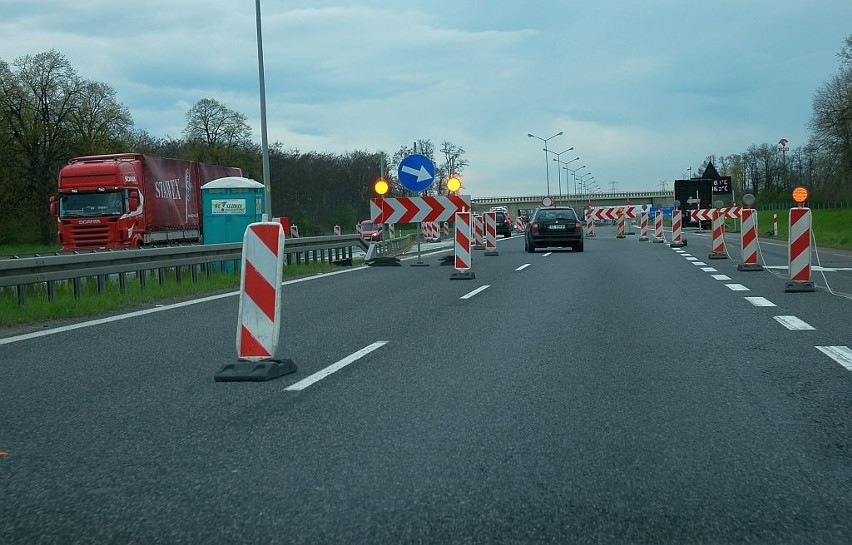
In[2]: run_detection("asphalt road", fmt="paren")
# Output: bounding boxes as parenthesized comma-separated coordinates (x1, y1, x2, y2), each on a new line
(1, 227, 851, 544)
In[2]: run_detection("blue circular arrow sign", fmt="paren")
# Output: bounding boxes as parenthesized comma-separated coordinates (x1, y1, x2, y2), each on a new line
(397, 154, 436, 192)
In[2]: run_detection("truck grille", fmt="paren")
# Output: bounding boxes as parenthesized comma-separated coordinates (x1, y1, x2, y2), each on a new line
(67, 223, 111, 247)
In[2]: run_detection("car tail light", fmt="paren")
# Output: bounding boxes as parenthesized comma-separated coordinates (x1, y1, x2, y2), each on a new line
(575, 222, 583, 232)
(531, 222, 539, 232)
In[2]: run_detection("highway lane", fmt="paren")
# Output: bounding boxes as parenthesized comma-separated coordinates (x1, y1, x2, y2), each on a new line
(1, 230, 850, 544)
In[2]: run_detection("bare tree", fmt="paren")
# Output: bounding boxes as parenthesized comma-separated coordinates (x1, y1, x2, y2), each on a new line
(69, 80, 133, 154)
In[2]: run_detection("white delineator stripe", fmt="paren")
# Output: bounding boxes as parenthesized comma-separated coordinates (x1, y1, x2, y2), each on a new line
(774, 316, 816, 330)
(285, 341, 388, 391)
(516, 264, 531, 271)
(725, 284, 749, 291)
(745, 297, 776, 307)
(788, 208, 812, 282)
(816, 346, 852, 371)
(454, 211, 471, 272)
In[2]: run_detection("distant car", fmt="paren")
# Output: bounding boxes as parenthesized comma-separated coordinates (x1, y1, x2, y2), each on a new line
(524, 206, 584, 252)
(494, 211, 513, 238)
(357, 220, 383, 242)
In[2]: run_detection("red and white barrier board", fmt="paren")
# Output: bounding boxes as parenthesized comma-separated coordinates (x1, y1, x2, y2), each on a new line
(709, 208, 727, 259)
(236, 222, 285, 361)
(671, 210, 684, 247)
(738, 208, 763, 271)
(639, 208, 649, 241)
(371, 195, 471, 224)
(653, 209, 664, 243)
(786, 207, 814, 291)
(450, 211, 475, 279)
(586, 209, 596, 237)
(484, 211, 498, 255)
(289, 224, 299, 238)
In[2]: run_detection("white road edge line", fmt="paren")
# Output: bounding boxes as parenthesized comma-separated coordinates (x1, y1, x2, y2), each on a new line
(516, 264, 531, 271)
(816, 346, 852, 371)
(774, 316, 816, 330)
(0, 265, 371, 346)
(461, 285, 491, 299)
(285, 341, 389, 391)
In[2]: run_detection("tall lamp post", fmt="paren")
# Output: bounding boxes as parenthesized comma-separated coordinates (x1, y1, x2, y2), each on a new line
(553, 157, 580, 201)
(549, 151, 578, 200)
(255, 0, 272, 219)
(528, 131, 563, 196)
(579, 173, 594, 195)
(567, 165, 586, 195)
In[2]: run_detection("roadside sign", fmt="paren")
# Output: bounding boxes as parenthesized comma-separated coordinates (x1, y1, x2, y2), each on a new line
(542, 196, 554, 207)
(398, 154, 436, 192)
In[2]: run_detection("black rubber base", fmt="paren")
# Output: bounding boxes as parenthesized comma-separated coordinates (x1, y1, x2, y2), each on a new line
(450, 270, 476, 280)
(366, 257, 401, 266)
(737, 263, 764, 271)
(785, 281, 816, 293)
(214, 359, 297, 382)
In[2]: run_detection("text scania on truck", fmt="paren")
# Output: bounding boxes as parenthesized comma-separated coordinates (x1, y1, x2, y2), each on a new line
(49, 154, 241, 251)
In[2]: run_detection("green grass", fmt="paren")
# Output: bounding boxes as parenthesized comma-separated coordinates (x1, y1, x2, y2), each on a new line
(1, 243, 62, 256)
(756, 208, 851, 250)
(0, 259, 359, 328)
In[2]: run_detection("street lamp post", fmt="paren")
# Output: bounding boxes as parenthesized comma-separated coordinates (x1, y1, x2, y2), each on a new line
(567, 165, 586, 195)
(579, 173, 594, 195)
(255, 0, 272, 219)
(548, 151, 578, 200)
(528, 131, 563, 196)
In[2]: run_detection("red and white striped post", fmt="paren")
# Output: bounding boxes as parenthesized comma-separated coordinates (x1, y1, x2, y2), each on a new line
(451, 211, 475, 280)
(738, 198, 763, 271)
(443, 222, 450, 239)
(708, 206, 727, 259)
(586, 209, 596, 237)
(289, 224, 299, 238)
(473, 213, 485, 250)
(786, 196, 815, 292)
(215, 222, 296, 381)
(653, 209, 664, 243)
(616, 208, 626, 238)
(333, 224, 341, 236)
(638, 207, 649, 241)
(484, 211, 499, 256)
(670, 209, 684, 248)
(388, 223, 395, 238)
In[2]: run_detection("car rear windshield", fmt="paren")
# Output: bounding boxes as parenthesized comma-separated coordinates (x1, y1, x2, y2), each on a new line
(536, 209, 577, 221)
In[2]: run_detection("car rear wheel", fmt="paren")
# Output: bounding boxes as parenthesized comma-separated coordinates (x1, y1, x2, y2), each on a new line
(525, 238, 535, 253)
(574, 242, 584, 252)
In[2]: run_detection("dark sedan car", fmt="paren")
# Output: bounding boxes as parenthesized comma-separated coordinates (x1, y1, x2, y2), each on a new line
(524, 206, 584, 252)
(494, 211, 513, 238)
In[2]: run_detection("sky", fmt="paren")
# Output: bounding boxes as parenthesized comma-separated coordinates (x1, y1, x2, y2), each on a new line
(2, 1, 850, 198)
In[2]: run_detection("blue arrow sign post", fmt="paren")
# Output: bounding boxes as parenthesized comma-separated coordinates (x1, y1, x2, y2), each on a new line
(398, 154, 436, 193)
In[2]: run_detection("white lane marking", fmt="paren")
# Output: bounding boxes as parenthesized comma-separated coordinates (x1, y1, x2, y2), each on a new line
(542, 252, 553, 257)
(285, 341, 388, 391)
(516, 264, 531, 271)
(692, 261, 708, 266)
(745, 297, 776, 307)
(774, 316, 816, 330)
(460, 285, 491, 299)
(681, 254, 693, 257)
(701, 267, 718, 272)
(725, 283, 749, 291)
(711, 274, 731, 280)
(0, 265, 371, 346)
(816, 346, 852, 371)
(685, 257, 699, 261)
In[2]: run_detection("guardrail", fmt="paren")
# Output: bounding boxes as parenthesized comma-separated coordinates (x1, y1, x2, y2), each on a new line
(0, 234, 414, 306)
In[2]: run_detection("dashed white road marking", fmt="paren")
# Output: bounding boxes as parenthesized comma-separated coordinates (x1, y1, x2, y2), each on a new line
(285, 341, 388, 391)
(460, 285, 491, 299)
(692, 261, 708, 266)
(774, 316, 815, 330)
(711, 274, 731, 281)
(515, 264, 531, 271)
(745, 297, 776, 307)
(725, 284, 749, 291)
(816, 346, 852, 370)
(701, 267, 718, 272)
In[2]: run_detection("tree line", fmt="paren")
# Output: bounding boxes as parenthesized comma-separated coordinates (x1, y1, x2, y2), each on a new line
(0, 50, 468, 244)
(696, 36, 852, 203)
(3, 37, 850, 244)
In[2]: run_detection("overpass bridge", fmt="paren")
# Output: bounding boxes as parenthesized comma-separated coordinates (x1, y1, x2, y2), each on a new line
(471, 191, 674, 215)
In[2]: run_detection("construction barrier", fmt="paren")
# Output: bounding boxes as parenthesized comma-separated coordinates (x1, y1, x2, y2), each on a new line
(653, 209, 664, 243)
(443, 222, 450, 239)
(670, 210, 684, 248)
(638, 208, 649, 241)
(616, 208, 626, 238)
(708, 208, 727, 259)
(473, 213, 485, 250)
(388, 223, 395, 238)
(333, 224, 341, 236)
(484, 211, 499, 256)
(586, 209, 596, 237)
(289, 224, 299, 238)
(215, 222, 296, 381)
(737, 208, 763, 271)
(451, 211, 474, 280)
(785, 207, 815, 292)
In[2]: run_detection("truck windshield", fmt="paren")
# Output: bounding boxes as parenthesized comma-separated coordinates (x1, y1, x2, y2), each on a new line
(60, 192, 125, 218)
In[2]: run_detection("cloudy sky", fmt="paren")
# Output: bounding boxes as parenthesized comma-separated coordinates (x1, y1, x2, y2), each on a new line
(2, 1, 850, 198)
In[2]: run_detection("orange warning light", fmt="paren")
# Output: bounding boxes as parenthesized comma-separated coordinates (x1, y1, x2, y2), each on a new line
(374, 178, 390, 195)
(792, 186, 808, 205)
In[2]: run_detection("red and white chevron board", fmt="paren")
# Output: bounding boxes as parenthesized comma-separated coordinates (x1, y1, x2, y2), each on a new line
(236, 222, 285, 361)
(591, 205, 640, 221)
(690, 207, 743, 222)
(370, 195, 471, 224)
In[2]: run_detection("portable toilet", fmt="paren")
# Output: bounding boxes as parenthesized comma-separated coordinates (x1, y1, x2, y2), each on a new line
(200, 177, 265, 244)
